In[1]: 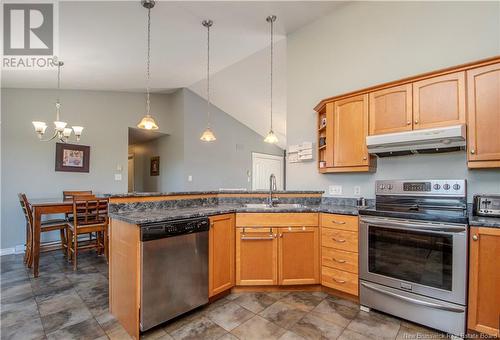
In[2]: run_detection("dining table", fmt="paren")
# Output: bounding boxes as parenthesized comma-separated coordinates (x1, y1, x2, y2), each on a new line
(28, 196, 106, 277)
(28, 198, 73, 277)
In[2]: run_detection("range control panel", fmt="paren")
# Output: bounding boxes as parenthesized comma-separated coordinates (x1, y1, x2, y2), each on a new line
(376, 179, 466, 197)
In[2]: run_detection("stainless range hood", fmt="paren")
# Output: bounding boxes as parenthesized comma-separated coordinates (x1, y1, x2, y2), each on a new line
(366, 124, 466, 157)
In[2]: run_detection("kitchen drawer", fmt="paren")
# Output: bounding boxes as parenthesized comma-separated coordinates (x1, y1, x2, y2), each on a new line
(322, 247, 358, 274)
(322, 266, 358, 296)
(321, 228, 358, 252)
(320, 213, 358, 232)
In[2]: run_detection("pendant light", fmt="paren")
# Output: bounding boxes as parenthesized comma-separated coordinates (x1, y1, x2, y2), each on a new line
(32, 60, 84, 142)
(200, 20, 216, 142)
(137, 0, 159, 130)
(264, 15, 278, 144)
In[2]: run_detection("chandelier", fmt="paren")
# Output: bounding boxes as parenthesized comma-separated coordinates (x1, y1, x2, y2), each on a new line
(32, 60, 84, 142)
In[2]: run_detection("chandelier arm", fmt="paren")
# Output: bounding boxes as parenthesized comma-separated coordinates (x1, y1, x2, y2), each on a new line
(38, 130, 59, 142)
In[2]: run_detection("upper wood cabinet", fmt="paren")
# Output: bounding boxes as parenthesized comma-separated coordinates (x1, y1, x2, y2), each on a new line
(235, 227, 278, 286)
(412, 71, 466, 129)
(278, 227, 319, 285)
(209, 214, 235, 297)
(467, 62, 500, 168)
(369, 84, 412, 135)
(468, 227, 500, 337)
(332, 94, 374, 171)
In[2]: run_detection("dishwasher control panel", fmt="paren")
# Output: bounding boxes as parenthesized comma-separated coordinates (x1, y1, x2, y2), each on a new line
(140, 217, 210, 241)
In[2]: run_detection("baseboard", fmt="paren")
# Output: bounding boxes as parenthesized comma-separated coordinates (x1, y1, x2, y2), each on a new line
(0, 244, 25, 256)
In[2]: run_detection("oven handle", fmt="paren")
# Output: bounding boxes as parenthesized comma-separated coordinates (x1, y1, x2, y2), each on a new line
(360, 217, 466, 234)
(360, 282, 465, 313)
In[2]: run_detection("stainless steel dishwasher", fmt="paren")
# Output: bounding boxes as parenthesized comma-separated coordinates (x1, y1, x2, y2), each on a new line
(140, 217, 209, 332)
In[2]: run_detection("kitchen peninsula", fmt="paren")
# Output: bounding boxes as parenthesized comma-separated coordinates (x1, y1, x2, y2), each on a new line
(107, 190, 363, 339)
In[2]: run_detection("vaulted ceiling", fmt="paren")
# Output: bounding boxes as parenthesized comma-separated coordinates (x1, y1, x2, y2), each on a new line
(2, 1, 342, 147)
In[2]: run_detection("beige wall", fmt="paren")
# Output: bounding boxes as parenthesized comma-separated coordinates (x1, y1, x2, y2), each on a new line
(286, 1, 500, 199)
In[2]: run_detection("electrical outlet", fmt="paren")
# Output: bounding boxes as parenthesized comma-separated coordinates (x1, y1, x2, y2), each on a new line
(188, 175, 193, 182)
(329, 185, 342, 196)
(354, 186, 361, 195)
(114, 174, 122, 181)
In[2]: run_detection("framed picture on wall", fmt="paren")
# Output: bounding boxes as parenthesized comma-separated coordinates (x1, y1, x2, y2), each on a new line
(55, 143, 90, 173)
(150, 156, 160, 176)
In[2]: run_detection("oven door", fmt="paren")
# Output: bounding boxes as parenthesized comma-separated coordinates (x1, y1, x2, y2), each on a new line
(359, 216, 467, 305)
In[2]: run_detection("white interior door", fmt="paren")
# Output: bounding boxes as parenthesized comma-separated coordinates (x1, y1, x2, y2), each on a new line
(252, 152, 284, 190)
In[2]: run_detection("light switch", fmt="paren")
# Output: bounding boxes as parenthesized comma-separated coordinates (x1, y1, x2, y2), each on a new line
(114, 174, 122, 181)
(354, 186, 361, 195)
(329, 185, 342, 196)
(188, 175, 193, 182)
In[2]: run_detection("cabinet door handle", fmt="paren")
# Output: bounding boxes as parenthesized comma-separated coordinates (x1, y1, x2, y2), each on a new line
(331, 220, 346, 225)
(414, 120, 419, 124)
(472, 234, 478, 241)
(470, 149, 475, 154)
(363, 156, 367, 160)
(333, 278, 346, 284)
(407, 121, 411, 125)
(333, 258, 346, 263)
(332, 237, 346, 243)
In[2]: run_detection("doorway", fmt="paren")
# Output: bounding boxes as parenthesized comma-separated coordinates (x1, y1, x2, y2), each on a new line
(128, 154, 134, 192)
(252, 152, 284, 190)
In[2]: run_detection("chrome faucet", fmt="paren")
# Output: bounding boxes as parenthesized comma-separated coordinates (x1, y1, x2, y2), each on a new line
(268, 174, 278, 207)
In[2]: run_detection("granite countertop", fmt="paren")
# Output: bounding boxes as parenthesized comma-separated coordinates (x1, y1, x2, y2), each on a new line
(109, 203, 360, 226)
(468, 215, 500, 228)
(106, 190, 324, 198)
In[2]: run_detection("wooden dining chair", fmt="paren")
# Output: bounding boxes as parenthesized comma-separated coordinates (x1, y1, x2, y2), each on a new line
(63, 190, 94, 239)
(67, 195, 109, 270)
(18, 193, 69, 267)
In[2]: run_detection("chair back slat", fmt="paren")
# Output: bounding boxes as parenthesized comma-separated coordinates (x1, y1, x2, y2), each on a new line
(63, 190, 92, 201)
(18, 193, 33, 228)
(72, 195, 108, 227)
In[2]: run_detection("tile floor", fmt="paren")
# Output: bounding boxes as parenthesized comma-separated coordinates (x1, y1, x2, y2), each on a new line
(1, 251, 446, 340)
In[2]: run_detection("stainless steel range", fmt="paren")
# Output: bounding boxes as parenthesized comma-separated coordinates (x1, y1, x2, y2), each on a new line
(359, 179, 468, 336)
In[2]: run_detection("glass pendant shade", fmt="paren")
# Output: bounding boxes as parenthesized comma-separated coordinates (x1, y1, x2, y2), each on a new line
(137, 115, 159, 130)
(264, 130, 278, 144)
(72, 126, 84, 140)
(54, 120, 67, 131)
(200, 127, 216, 142)
(32, 121, 48, 137)
(62, 128, 72, 138)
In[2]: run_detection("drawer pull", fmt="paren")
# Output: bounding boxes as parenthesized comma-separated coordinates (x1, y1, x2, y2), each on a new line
(332, 220, 346, 224)
(332, 237, 346, 243)
(241, 235, 274, 240)
(333, 258, 346, 263)
(333, 278, 346, 284)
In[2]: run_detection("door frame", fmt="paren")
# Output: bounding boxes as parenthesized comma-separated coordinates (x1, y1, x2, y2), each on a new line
(251, 152, 285, 190)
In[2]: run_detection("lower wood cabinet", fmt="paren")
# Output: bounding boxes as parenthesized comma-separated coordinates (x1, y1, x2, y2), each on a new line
(209, 214, 235, 297)
(320, 213, 359, 296)
(236, 226, 319, 286)
(236, 227, 278, 285)
(468, 226, 500, 337)
(278, 227, 320, 285)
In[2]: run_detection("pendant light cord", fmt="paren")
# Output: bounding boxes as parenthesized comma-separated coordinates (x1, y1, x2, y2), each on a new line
(269, 17, 274, 132)
(206, 21, 211, 127)
(146, 7, 151, 116)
